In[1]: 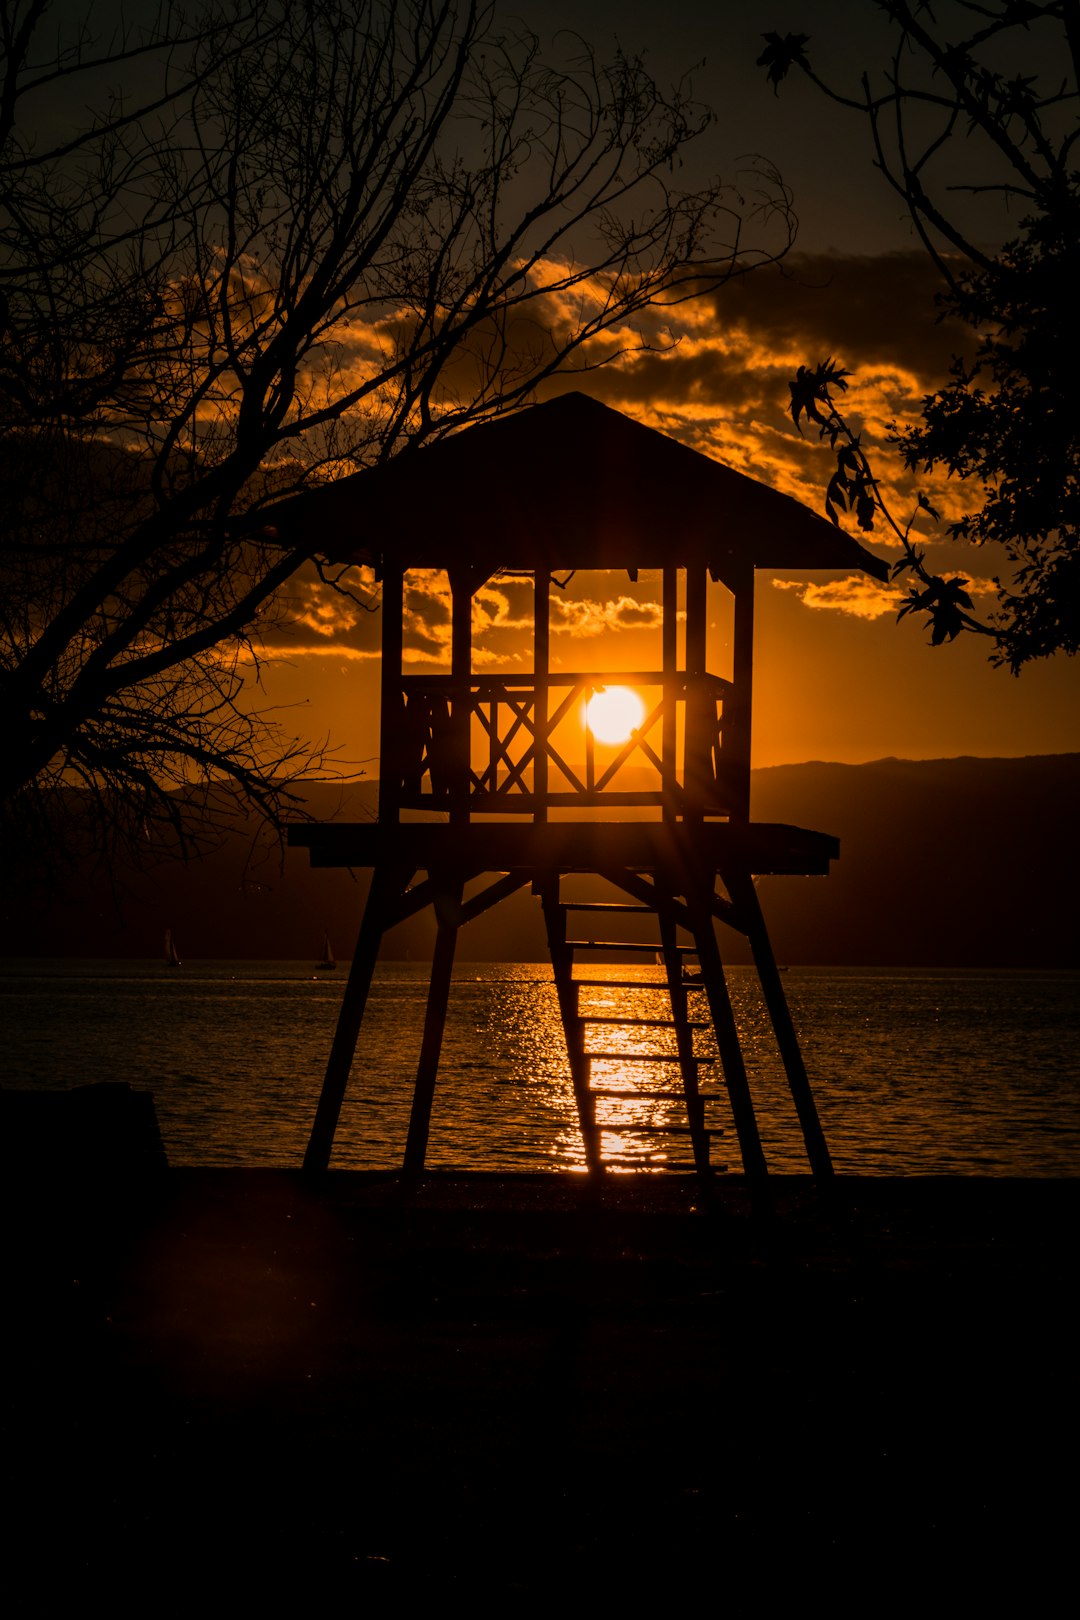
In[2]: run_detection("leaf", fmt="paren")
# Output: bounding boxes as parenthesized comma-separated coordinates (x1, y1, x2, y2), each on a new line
(929, 602, 965, 644)
(897, 575, 972, 643)
(856, 489, 876, 530)
(757, 32, 811, 92)
(788, 358, 848, 433)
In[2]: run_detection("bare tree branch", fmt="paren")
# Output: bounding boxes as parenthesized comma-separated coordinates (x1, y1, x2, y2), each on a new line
(2, 0, 794, 888)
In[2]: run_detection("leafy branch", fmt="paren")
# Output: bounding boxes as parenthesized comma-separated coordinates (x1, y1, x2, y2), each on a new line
(761, 4, 1079, 671)
(789, 360, 992, 648)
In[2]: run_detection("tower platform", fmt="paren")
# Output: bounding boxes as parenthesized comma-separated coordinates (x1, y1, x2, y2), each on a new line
(288, 819, 839, 875)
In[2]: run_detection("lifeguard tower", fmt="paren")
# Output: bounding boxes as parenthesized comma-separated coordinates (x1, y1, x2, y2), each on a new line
(284, 394, 888, 1181)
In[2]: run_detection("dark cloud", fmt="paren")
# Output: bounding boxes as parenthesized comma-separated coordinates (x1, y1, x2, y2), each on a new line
(570, 345, 770, 412)
(259, 251, 981, 663)
(402, 623, 448, 658)
(702, 251, 972, 380)
(256, 558, 381, 656)
(405, 581, 450, 626)
(552, 251, 970, 437)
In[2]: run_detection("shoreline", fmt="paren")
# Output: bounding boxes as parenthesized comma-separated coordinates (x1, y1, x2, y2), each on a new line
(5, 1168, 1076, 1596)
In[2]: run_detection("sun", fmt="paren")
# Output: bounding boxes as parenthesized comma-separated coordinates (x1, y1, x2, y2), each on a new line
(585, 685, 646, 745)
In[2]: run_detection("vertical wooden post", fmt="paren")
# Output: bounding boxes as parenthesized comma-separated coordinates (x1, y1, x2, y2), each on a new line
(448, 568, 473, 825)
(540, 875, 601, 1173)
(534, 569, 549, 821)
(724, 566, 755, 822)
(685, 885, 769, 1184)
(378, 567, 405, 824)
(402, 882, 463, 1176)
(303, 864, 409, 1173)
(657, 892, 710, 1174)
(684, 564, 710, 820)
(662, 566, 678, 820)
(727, 869, 834, 1180)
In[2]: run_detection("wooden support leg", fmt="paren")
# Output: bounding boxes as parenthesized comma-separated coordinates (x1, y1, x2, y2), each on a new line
(656, 893, 711, 1176)
(539, 874, 602, 1174)
(402, 885, 463, 1177)
(727, 870, 834, 1181)
(303, 865, 408, 1174)
(689, 902, 769, 1185)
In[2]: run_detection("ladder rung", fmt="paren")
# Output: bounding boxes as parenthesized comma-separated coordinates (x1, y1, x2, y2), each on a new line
(597, 1157, 720, 1168)
(595, 1127, 705, 1140)
(572, 978, 669, 990)
(585, 1016, 711, 1029)
(589, 1086, 690, 1098)
(595, 1115, 721, 1134)
(586, 1050, 714, 1064)
(563, 903, 659, 914)
(595, 1157, 680, 1166)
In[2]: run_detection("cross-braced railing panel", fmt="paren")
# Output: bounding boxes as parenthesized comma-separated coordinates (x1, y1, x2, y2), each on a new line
(395, 671, 732, 813)
(471, 682, 538, 798)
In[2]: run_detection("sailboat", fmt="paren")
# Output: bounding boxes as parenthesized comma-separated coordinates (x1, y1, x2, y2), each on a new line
(655, 947, 702, 983)
(163, 927, 182, 968)
(315, 932, 336, 970)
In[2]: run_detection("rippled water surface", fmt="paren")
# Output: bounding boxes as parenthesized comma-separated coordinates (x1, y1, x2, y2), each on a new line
(2, 960, 1077, 1174)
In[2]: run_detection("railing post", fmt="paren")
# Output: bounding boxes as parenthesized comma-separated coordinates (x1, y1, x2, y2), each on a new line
(378, 566, 404, 824)
(684, 564, 710, 821)
(448, 567, 473, 825)
(534, 569, 549, 821)
(663, 566, 678, 820)
(722, 565, 754, 822)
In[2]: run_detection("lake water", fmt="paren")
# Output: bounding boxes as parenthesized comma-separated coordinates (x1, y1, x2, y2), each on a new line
(1, 960, 1077, 1175)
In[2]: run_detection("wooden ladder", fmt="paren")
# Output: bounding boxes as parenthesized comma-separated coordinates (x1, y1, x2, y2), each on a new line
(540, 881, 723, 1174)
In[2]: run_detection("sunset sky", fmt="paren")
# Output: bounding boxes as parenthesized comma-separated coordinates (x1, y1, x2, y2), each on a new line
(246, 0, 1077, 778)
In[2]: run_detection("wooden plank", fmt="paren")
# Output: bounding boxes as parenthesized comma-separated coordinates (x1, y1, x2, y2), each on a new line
(563, 902, 658, 913)
(583, 1017, 711, 1029)
(586, 1051, 713, 1064)
(288, 819, 838, 876)
(589, 1087, 692, 1098)
(595, 1127, 705, 1140)
(573, 978, 676, 990)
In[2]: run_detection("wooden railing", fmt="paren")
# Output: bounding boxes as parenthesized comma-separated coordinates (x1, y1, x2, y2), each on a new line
(385, 671, 738, 818)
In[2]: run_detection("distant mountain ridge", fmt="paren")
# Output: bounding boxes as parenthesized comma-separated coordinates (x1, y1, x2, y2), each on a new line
(3, 755, 1076, 967)
(751, 754, 1078, 968)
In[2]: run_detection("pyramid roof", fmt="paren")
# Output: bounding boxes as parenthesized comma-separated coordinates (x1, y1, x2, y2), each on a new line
(271, 392, 890, 588)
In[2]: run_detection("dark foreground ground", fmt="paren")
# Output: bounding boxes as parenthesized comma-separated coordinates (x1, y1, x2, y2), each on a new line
(4, 1167, 1077, 1604)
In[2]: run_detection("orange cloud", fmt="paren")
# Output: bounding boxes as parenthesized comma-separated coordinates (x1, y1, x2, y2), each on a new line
(772, 575, 904, 619)
(774, 569, 1000, 620)
(254, 248, 999, 662)
(551, 249, 983, 545)
(551, 594, 664, 636)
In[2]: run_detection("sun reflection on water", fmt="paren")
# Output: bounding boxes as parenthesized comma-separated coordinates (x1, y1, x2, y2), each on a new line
(0, 960, 1077, 1174)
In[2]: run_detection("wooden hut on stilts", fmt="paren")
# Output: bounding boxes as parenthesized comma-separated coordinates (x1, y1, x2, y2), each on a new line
(281, 394, 888, 1184)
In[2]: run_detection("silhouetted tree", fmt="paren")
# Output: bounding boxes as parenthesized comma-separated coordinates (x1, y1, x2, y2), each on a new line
(1, 0, 793, 884)
(760, 1, 1078, 670)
